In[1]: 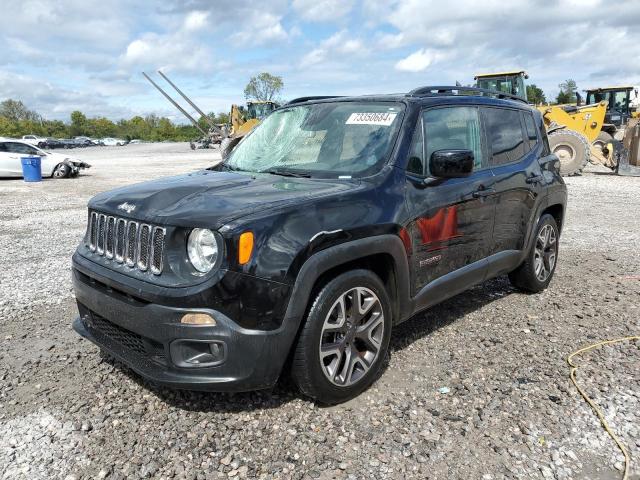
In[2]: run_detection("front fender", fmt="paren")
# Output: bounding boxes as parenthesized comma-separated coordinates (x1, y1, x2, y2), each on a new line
(282, 234, 412, 327)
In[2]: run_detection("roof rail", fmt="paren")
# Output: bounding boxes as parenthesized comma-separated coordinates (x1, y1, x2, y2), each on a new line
(408, 85, 529, 104)
(286, 95, 344, 105)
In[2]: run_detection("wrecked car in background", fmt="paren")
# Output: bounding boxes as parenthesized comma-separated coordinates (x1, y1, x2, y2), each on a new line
(0, 139, 91, 178)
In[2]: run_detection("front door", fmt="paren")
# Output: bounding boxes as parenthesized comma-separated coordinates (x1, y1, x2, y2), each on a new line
(0, 142, 24, 177)
(405, 105, 496, 297)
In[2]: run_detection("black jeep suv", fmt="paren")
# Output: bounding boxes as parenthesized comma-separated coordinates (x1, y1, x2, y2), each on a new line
(72, 86, 567, 404)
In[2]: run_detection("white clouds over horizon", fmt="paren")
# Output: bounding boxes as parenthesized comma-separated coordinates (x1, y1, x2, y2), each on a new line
(1, 0, 640, 121)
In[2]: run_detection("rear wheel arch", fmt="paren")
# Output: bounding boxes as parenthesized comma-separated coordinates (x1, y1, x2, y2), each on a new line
(542, 203, 564, 233)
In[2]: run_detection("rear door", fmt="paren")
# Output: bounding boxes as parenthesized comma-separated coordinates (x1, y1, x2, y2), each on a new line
(482, 107, 543, 270)
(405, 105, 496, 298)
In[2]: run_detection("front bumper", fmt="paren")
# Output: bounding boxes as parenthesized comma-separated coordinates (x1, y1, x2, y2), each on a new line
(72, 265, 299, 392)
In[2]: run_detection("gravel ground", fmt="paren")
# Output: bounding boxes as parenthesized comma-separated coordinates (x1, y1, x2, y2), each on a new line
(0, 143, 639, 479)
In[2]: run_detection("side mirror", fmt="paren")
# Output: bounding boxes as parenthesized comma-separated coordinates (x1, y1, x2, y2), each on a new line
(429, 149, 474, 178)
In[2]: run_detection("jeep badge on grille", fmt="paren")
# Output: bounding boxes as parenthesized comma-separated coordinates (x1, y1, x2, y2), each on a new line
(117, 202, 136, 214)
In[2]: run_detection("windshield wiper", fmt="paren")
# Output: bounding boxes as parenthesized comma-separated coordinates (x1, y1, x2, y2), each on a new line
(263, 168, 311, 178)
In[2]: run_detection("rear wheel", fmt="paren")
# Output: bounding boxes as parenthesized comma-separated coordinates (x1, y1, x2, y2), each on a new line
(509, 214, 559, 293)
(592, 131, 614, 157)
(548, 129, 590, 176)
(291, 270, 392, 404)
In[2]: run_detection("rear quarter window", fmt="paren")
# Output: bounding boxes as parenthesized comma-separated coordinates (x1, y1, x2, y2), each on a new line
(523, 111, 539, 150)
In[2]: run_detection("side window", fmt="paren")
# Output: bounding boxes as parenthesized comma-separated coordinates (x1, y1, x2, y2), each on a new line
(483, 108, 527, 165)
(0, 143, 7, 152)
(523, 112, 538, 150)
(423, 106, 484, 172)
(5, 143, 20, 154)
(406, 118, 425, 176)
(8, 143, 35, 155)
(538, 115, 551, 155)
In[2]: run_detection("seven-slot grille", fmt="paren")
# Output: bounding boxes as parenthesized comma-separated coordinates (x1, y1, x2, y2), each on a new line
(87, 211, 165, 275)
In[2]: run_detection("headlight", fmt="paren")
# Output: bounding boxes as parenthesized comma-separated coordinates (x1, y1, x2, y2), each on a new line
(187, 228, 219, 274)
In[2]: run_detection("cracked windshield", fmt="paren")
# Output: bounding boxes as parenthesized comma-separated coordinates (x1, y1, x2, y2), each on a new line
(225, 102, 404, 177)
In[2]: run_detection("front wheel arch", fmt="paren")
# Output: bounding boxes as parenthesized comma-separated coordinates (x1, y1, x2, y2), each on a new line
(283, 235, 411, 329)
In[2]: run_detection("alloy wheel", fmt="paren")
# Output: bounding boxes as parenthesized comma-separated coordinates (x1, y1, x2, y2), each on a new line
(534, 224, 557, 282)
(318, 287, 384, 387)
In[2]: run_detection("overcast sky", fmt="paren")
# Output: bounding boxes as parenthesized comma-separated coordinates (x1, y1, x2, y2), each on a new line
(1, 0, 639, 122)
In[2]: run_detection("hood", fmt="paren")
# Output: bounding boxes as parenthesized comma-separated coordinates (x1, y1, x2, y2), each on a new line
(88, 170, 360, 228)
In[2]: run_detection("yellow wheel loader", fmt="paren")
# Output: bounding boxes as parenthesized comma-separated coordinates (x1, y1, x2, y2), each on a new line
(475, 71, 610, 176)
(585, 86, 639, 153)
(220, 100, 279, 158)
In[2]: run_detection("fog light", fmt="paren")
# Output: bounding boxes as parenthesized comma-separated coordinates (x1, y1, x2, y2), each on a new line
(181, 313, 216, 325)
(170, 339, 226, 368)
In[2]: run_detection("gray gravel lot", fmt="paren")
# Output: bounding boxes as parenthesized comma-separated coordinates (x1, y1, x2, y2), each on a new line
(0, 143, 639, 479)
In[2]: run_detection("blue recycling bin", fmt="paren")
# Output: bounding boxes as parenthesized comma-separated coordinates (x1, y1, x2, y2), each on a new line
(21, 156, 42, 182)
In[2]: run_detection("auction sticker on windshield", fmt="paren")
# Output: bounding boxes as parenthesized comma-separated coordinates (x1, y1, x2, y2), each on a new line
(346, 112, 397, 126)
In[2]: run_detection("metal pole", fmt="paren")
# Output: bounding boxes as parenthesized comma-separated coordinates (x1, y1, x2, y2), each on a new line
(157, 70, 220, 133)
(141, 72, 207, 136)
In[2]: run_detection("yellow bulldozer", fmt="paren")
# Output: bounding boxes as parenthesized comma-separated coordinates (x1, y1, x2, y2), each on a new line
(474, 71, 613, 176)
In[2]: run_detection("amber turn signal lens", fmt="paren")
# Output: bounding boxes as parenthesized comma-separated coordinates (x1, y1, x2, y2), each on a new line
(238, 231, 254, 265)
(181, 313, 216, 325)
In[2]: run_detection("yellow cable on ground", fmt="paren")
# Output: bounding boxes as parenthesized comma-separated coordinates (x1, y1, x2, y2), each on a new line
(567, 336, 640, 480)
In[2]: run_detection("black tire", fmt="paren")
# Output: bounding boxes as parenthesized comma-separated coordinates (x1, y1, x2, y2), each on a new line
(53, 163, 71, 179)
(509, 214, 559, 293)
(291, 269, 392, 404)
(592, 131, 614, 157)
(548, 130, 590, 176)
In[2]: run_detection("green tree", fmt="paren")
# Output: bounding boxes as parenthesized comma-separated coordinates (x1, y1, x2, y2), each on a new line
(0, 99, 40, 122)
(243, 72, 283, 101)
(556, 79, 578, 104)
(0, 97, 218, 142)
(212, 111, 229, 124)
(526, 84, 547, 105)
(70, 110, 88, 136)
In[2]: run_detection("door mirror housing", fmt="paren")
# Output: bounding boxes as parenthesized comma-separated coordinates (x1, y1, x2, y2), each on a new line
(429, 149, 474, 178)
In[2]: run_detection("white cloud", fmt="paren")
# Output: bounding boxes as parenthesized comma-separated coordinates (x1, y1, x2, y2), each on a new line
(395, 49, 436, 72)
(370, 0, 640, 96)
(183, 10, 210, 31)
(3, 0, 640, 120)
(121, 32, 213, 72)
(300, 30, 367, 67)
(0, 71, 135, 120)
(230, 13, 289, 45)
(292, 0, 355, 22)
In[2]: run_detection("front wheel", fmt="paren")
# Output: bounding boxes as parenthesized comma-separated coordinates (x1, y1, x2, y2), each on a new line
(592, 131, 614, 157)
(509, 214, 559, 292)
(53, 163, 71, 178)
(291, 270, 392, 404)
(548, 130, 590, 176)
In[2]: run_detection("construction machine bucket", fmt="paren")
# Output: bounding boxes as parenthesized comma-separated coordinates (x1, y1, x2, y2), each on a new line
(615, 149, 640, 176)
(616, 119, 640, 176)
